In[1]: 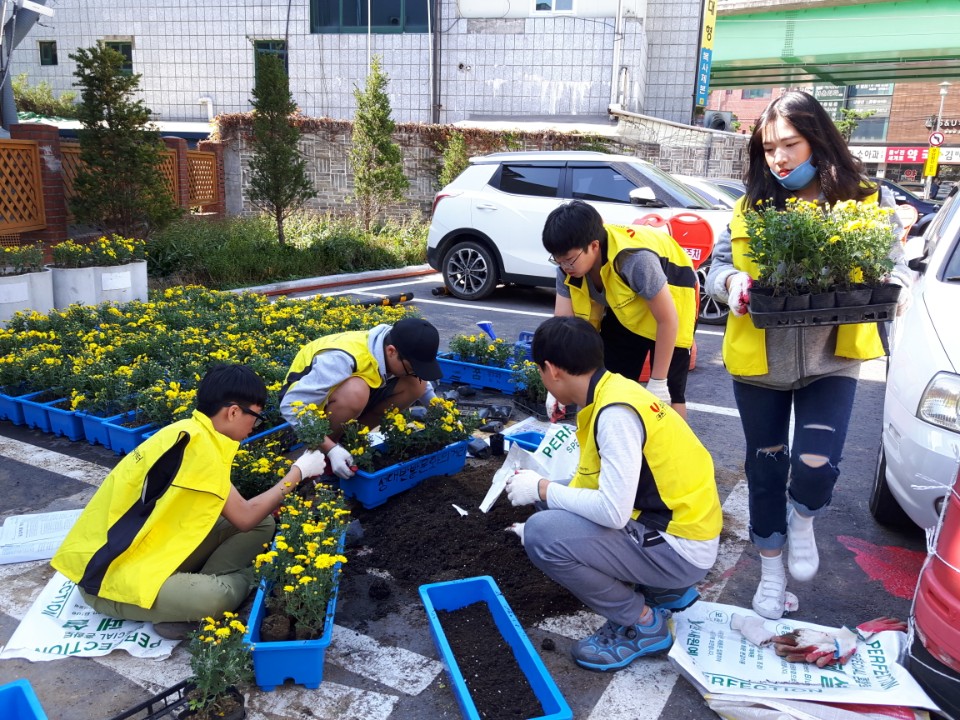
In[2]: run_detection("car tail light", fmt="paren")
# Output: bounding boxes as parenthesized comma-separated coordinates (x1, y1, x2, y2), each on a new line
(431, 191, 461, 218)
(914, 467, 960, 673)
(917, 372, 960, 433)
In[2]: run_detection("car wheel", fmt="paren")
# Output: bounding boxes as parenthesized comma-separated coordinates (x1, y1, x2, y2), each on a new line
(869, 444, 912, 526)
(442, 240, 499, 300)
(696, 261, 729, 325)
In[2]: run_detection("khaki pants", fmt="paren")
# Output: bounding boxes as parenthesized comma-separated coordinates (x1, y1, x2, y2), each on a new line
(80, 514, 275, 623)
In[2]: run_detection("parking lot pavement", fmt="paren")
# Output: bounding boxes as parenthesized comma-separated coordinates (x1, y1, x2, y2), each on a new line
(0, 275, 929, 719)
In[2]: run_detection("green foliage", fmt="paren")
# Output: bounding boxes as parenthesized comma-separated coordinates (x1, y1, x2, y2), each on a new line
(350, 55, 409, 230)
(438, 131, 470, 188)
(149, 212, 427, 289)
(448, 333, 523, 367)
(512, 360, 547, 404)
(379, 397, 479, 463)
(246, 53, 316, 245)
(50, 235, 146, 268)
(0, 244, 44, 276)
(69, 43, 180, 237)
(12, 74, 79, 118)
(834, 108, 877, 143)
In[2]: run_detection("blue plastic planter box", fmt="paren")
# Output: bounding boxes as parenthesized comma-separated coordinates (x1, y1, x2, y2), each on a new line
(242, 537, 346, 691)
(103, 411, 156, 455)
(339, 439, 469, 509)
(46, 398, 84, 441)
(0, 388, 41, 426)
(20, 392, 57, 433)
(437, 354, 518, 394)
(504, 431, 545, 453)
(0, 679, 48, 719)
(241, 420, 299, 449)
(76, 410, 113, 447)
(419, 576, 572, 720)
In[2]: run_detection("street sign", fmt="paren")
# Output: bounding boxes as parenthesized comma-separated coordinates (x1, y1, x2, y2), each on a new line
(929, 131, 945, 147)
(924, 146, 941, 177)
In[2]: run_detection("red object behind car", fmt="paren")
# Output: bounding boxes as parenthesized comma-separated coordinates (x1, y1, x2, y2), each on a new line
(914, 470, 960, 673)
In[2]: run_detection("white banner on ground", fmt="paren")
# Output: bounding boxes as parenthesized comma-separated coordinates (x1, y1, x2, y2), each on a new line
(0, 572, 178, 661)
(668, 601, 938, 711)
(0, 509, 82, 564)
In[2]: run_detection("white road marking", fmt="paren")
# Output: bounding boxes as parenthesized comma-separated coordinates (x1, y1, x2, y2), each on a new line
(246, 681, 400, 720)
(0, 560, 52, 619)
(0, 437, 108, 487)
(329, 624, 443, 696)
(688, 402, 739, 418)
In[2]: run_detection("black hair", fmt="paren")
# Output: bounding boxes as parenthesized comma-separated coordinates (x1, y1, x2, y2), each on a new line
(195, 363, 268, 416)
(744, 91, 876, 209)
(541, 200, 606, 257)
(531, 317, 603, 375)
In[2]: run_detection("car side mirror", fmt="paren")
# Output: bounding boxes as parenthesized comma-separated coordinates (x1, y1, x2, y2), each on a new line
(629, 187, 662, 206)
(908, 256, 928, 273)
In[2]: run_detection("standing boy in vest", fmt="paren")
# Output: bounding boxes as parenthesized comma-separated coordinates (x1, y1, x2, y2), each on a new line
(52, 364, 327, 639)
(279, 317, 443, 479)
(505, 317, 721, 672)
(542, 200, 698, 419)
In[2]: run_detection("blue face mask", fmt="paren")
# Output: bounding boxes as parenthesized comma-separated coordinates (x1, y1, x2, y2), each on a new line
(770, 155, 817, 191)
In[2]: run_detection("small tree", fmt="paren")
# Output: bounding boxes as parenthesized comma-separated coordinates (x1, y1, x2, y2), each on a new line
(246, 53, 315, 245)
(69, 42, 180, 237)
(438, 131, 470, 188)
(834, 108, 877, 143)
(350, 55, 408, 230)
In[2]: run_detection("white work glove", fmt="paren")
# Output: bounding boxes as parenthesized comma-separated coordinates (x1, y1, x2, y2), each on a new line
(505, 522, 525, 545)
(545, 391, 566, 422)
(327, 444, 356, 479)
(645, 378, 671, 405)
(731, 614, 775, 647)
(292, 449, 327, 480)
(727, 272, 753, 317)
(505, 469, 543, 506)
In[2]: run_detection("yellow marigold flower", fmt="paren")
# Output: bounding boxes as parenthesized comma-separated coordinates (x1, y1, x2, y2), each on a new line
(215, 627, 230, 638)
(287, 564, 305, 575)
(283, 585, 295, 592)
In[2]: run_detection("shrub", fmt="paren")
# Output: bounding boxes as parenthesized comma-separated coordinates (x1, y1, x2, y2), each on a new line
(12, 73, 78, 118)
(0, 244, 44, 276)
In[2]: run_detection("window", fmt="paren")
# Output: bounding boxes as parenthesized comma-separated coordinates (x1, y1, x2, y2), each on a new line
(311, 0, 428, 33)
(742, 89, 771, 100)
(534, 0, 573, 11)
(39, 41, 57, 66)
(254, 39, 288, 81)
(570, 167, 634, 203)
(496, 165, 561, 198)
(104, 41, 133, 75)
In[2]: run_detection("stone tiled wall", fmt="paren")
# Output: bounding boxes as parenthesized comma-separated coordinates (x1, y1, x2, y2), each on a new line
(13, 0, 701, 125)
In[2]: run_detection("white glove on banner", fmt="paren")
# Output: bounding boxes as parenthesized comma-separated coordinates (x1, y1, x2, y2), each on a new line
(545, 392, 566, 422)
(645, 378, 671, 405)
(292, 449, 327, 480)
(506, 469, 542, 506)
(727, 272, 753, 317)
(328, 444, 356, 479)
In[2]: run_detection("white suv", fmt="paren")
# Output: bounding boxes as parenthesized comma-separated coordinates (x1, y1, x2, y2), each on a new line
(427, 151, 732, 301)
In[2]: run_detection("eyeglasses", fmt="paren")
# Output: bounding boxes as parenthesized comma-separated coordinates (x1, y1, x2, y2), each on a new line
(396, 352, 421, 380)
(225, 404, 267, 429)
(548, 247, 585, 270)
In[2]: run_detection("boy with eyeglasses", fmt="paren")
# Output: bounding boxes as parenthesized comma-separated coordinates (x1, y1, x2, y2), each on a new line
(52, 363, 327, 639)
(542, 200, 698, 419)
(279, 317, 443, 479)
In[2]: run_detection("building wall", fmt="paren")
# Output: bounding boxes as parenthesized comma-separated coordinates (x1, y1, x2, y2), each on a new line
(12, 0, 703, 126)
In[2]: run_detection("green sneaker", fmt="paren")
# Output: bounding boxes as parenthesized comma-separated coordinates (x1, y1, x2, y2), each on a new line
(571, 608, 673, 671)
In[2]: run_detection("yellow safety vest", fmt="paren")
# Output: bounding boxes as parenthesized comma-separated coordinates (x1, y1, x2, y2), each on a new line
(722, 194, 886, 376)
(570, 371, 721, 540)
(280, 330, 383, 406)
(566, 224, 698, 348)
(52, 411, 238, 608)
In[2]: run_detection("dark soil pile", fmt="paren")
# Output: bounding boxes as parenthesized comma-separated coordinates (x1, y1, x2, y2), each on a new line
(340, 455, 585, 627)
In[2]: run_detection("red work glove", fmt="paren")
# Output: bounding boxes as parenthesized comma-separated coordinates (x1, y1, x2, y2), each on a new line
(727, 272, 752, 317)
(771, 626, 858, 668)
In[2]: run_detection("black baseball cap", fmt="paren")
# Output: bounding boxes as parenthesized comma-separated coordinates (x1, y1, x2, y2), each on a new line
(389, 318, 442, 381)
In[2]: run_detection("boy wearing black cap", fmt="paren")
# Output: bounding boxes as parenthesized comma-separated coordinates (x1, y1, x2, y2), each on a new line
(279, 317, 443, 479)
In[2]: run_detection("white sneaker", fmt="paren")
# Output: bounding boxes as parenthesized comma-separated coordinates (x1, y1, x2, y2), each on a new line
(787, 508, 819, 582)
(752, 574, 787, 619)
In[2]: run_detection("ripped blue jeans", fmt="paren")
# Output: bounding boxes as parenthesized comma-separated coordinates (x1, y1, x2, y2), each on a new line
(732, 376, 857, 550)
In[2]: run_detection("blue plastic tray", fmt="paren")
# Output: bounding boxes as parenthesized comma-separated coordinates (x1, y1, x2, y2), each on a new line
(419, 575, 572, 720)
(504, 431, 545, 452)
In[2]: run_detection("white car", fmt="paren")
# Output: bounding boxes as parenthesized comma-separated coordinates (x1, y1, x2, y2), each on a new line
(872, 187, 960, 528)
(427, 151, 732, 301)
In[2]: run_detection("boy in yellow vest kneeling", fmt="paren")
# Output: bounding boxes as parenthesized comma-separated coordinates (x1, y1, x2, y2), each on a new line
(505, 317, 722, 672)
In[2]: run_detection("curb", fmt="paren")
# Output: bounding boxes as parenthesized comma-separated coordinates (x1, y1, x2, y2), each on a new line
(230, 264, 439, 297)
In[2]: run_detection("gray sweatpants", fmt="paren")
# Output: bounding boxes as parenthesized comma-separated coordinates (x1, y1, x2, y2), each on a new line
(524, 508, 706, 627)
(80, 514, 275, 623)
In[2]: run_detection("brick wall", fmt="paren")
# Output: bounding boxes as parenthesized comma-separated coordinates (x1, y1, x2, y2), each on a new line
(888, 81, 960, 144)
